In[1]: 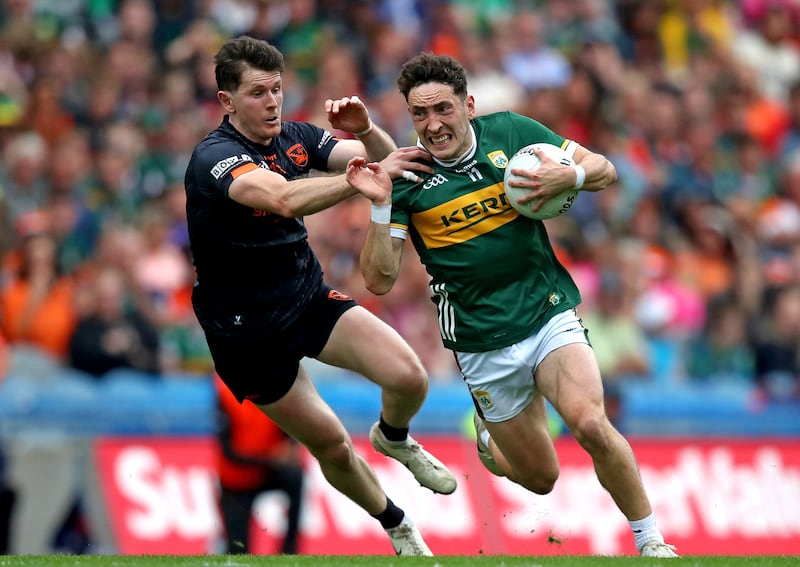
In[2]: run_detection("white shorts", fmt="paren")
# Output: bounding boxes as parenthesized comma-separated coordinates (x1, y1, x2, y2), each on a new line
(456, 308, 589, 422)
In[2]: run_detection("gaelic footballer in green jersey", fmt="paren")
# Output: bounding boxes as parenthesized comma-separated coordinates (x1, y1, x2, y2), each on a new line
(359, 51, 679, 559)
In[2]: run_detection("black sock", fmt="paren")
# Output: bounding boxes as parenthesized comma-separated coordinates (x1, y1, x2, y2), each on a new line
(379, 415, 409, 442)
(372, 497, 405, 530)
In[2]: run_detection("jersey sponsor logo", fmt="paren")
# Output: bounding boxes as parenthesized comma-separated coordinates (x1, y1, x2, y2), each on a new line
(453, 160, 483, 182)
(455, 159, 483, 182)
(268, 161, 288, 175)
(454, 159, 478, 174)
(328, 289, 351, 301)
(318, 130, 333, 149)
(287, 143, 309, 167)
(411, 183, 516, 249)
(487, 151, 509, 168)
(260, 152, 289, 176)
(474, 389, 493, 410)
(423, 173, 449, 190)
(211, 154, 254, 179)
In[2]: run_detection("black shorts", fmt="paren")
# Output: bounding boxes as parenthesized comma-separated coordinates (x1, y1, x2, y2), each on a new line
(205, 284, 357, 405)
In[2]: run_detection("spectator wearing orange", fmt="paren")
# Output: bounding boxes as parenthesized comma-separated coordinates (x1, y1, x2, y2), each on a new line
(0, 214, 77, 365)
(215, 376, 304, 555)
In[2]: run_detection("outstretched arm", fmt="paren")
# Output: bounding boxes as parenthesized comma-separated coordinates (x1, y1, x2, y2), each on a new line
(228, 167, 358, 218)
(345, 157, 405, 295)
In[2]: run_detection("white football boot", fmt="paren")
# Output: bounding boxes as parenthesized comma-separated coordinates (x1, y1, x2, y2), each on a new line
(386, 516, 433, 556)
(369, 422, 457, 494)
(640, 541, 680, 558)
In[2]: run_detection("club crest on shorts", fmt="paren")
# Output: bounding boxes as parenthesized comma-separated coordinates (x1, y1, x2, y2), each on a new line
(474, 389, 493, 410)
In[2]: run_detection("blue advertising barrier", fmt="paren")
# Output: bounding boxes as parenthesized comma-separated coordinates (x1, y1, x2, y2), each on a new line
(0, 365, 798, 438)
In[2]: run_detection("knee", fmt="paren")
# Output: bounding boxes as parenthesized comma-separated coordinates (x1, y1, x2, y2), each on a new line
(387, 355, 429, 400)
(308, 435, 353, 469)
(513, 466, 559, 495)
(569, 414, 614, 454)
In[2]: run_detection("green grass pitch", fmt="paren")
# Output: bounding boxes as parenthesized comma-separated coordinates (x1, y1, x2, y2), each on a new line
(0, 556, 798, 567)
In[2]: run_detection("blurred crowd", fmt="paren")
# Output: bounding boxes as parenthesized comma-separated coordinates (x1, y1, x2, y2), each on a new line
(0, 0, 800, 402)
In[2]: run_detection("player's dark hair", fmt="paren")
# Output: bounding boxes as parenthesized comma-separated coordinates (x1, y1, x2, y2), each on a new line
(214, 35, 285, 92)
(396, 52, 468, 100)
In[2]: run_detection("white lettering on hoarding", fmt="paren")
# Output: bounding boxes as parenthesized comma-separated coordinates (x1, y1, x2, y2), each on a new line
(491, 445, 800, 555)
(665, 447, 800, 537)
(103, 439, 800, 555)
(253, 492, 290, 536)
(297, 459, 475, 538)
(492, 466, 628, 555)
(302, 461, 379, 539)
(114, 447, 220, 540)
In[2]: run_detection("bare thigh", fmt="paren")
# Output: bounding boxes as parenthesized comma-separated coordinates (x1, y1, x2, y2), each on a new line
(316, 305, 426, 392)
(534, 342, 607, 430)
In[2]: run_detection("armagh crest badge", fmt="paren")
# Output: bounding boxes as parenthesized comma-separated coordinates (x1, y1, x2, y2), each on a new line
(287, 143, 309, 167)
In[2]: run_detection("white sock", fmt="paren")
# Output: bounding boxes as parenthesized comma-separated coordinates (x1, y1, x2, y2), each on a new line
(479, 427, 491, 448)
(629, 513, 664, 551)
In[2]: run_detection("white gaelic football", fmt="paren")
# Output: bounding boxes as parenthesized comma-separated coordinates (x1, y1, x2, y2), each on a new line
(503, 143, 579, 220)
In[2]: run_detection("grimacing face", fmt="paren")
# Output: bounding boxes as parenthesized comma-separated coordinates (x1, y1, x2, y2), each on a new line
(220, 66, 283, 145)
(407, 82, 475, 161)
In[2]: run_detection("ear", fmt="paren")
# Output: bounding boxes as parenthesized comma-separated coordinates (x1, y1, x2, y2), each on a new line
(465, 94, 476, 119)
(218, 90, 235, 114)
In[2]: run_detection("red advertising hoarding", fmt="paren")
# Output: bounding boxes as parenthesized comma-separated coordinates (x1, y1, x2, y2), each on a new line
(95, 436, 800, 556)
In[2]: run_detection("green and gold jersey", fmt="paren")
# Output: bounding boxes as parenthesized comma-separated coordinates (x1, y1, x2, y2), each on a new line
(390, 111, 581, 352)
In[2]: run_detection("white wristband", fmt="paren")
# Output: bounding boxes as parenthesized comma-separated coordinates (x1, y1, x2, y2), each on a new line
(572, 164, 586, 189)
(371, 203, 391, 224)
(354, 121, 374, 137)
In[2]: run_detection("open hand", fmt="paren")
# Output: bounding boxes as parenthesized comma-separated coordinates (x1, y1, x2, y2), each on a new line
(325, 95, 371, 135)
(345, 156, 392, 204)
(379, 146, 435, 181)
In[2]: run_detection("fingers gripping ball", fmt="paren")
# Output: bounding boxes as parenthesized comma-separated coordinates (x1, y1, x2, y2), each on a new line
(503, 143, 580, 220)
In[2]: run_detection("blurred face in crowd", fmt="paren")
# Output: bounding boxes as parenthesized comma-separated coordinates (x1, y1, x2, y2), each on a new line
(218, 65, 283, 145)
(406, 82, 475, 162)
(94, 267, 127, 321)
(19, 233, 57, 279)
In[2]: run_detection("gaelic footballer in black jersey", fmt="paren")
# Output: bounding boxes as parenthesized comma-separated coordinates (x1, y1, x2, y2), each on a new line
(185, 116, 356, 402)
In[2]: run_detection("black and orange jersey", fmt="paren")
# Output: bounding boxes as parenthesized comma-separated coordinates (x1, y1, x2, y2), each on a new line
(185, 115, 339, 336)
